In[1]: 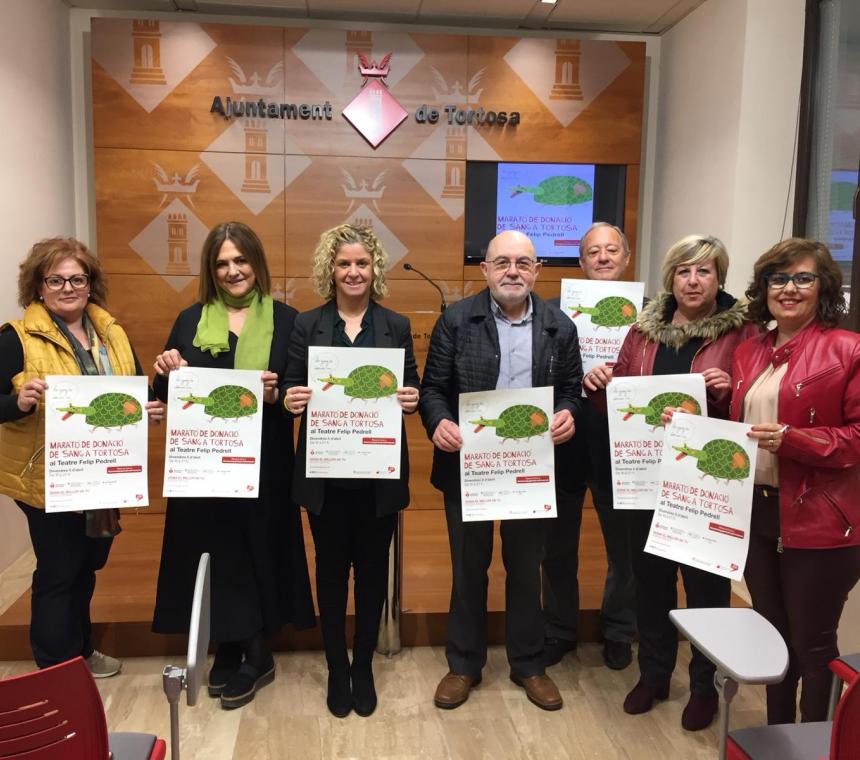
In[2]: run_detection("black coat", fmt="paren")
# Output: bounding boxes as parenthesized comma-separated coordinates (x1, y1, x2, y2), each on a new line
(152, 301, 315, 639)
(419, 288, 584, 496)
(283, 300, 421, 517)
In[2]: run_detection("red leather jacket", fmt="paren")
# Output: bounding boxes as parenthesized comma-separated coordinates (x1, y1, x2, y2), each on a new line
(729, 322, 860, 549)
(604, 291, 760, 418)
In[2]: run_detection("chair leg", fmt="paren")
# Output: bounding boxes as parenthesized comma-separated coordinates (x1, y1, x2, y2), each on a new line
(827, 672, 843, 721)
(714, 670, 739, 760)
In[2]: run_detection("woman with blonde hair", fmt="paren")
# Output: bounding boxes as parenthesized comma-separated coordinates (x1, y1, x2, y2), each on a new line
(0, 237, 163, 675)
(585, 234, 759, 731)
(284, 224, 420, 718)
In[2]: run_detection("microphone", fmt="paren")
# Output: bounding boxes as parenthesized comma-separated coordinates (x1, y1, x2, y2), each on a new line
(403, 262, 447, 313)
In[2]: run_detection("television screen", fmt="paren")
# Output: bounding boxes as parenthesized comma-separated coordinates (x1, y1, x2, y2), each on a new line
(464, 161, 627, 266)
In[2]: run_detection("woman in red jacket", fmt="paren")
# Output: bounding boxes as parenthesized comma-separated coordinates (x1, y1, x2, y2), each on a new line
(586, 234, 759, 731)
(730, 238, 860, 724)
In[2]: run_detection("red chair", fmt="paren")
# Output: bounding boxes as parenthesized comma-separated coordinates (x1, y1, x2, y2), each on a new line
(0, 655, 165, 759)
(726, 670, 860, 759)
(827, 653, 860, 720)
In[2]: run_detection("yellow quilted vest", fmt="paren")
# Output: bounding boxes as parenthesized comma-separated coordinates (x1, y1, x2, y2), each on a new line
(0, 302, 137, 508)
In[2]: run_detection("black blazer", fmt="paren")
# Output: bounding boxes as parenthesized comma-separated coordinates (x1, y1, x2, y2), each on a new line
(283, 300, 421, 516)
(419, 289, 583, 496)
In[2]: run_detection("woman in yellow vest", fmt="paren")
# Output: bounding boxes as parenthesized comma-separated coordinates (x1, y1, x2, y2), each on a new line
(0, 237, 163, 676)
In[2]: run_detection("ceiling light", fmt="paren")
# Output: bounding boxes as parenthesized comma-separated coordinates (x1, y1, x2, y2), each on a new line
(541, 0, 557, 4)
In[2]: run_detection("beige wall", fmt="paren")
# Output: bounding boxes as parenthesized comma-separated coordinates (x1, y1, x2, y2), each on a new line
(0, 0, 76, 569)
(649, 0, 805, 297)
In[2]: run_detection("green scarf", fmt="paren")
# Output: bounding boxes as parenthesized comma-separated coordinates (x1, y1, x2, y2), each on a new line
(193, 289, 274, 370)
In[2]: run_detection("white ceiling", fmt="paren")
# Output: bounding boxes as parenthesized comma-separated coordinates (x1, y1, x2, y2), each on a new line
(67, 0, 708, 34)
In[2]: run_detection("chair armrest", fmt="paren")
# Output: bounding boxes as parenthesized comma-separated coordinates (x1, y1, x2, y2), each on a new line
(669, 608, 788, 684)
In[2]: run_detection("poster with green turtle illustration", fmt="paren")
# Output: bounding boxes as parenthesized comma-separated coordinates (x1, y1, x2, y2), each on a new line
(560, 279, 645, 375)
(44, 375, 149, 513)
(163, 367, 264, 498)
(606, 374, 708, 510)
(305, 347, 406, 479)
(495, 163, 594, 261)
(644, 414, 758, 581)
(458, 386, 556, 521)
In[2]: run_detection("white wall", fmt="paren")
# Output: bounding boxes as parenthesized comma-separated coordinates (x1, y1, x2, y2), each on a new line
(0, 0, 76, 570)
(650, 0, 805, 297)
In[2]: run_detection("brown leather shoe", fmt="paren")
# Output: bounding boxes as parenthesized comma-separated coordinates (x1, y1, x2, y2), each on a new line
(510, 673, 563, 711)
(434, 672, 482, 709)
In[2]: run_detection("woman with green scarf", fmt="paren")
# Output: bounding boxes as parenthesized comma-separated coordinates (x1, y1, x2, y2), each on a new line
(151, 222, 314, 709)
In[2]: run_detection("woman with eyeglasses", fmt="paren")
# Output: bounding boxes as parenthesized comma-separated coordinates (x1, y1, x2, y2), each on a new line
(0, 238, 163, 676)
(728, 238, 860, 723)
(585, 234, 759, 731)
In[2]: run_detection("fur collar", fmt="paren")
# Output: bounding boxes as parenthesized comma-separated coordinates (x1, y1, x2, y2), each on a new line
(636, 290, 747, 350)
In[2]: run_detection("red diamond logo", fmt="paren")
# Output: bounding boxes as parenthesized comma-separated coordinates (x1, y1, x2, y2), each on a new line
(342, 53, 408, 148)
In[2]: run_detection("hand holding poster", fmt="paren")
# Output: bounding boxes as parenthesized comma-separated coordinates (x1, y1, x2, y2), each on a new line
(44, 375, 149, 512)
(560, 279, 645, 375)
(645, 414, 758, 581)
(163, 367, 263, 498)
(606, 374, 708, 510)
(459, 387, 556, 521)
(305, 346, 405, 479)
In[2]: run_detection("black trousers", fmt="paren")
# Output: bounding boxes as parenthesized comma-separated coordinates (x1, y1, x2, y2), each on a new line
(628, 509, 731, 694)
(745, 488, 860, 723)
(307, 486, 396, 672)
(16, 501, 113, 668)
(443, 494, 546, 678)
(542, 403, 636, 644)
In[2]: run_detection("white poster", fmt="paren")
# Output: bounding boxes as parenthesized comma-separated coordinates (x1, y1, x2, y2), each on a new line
(44, 375, 149, 513)
(560, 278, 645, 375)
(606, 374, 708, 510)
(645, 414, 758, 581)
(305, 346, 405, 479)
(459, 386, 556, 521)
(163, 367, 263, 498)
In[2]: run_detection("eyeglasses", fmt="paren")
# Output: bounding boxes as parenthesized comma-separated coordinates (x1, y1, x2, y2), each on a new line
(488, 257, 537, 273)
(43, 274, 90, 291)
(765, 272, 819, 290)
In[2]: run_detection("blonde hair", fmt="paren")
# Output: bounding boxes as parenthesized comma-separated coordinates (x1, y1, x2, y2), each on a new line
(311, 224, 389, 301)
(660, 234, 729, 292)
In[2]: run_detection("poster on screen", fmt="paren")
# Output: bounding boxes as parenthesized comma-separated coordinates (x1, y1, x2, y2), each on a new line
(305, 346, 405, 479)
(645, 414, 758, 581)
(459, 386, 556, 521)
(606, 373, 708, 510)
(163, 367, 263, 498)
(560, 278, 645, 375)
(44, 374, 149, 512)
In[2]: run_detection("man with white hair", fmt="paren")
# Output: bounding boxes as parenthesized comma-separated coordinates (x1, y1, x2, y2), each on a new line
(542, 222, 637, 672)
(420, 230, 583, 711)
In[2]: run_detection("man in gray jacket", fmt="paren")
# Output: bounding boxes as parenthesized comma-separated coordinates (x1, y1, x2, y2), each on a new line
(420, 230, 582, 711)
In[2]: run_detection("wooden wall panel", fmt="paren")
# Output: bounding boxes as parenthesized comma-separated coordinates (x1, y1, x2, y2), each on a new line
(94, 148, 287, 277)
(92, 19, 286, 153)
(90, 20, 647, 528)
(283, 155, 464, 281)
(465, 37, 645, 163)
(282, 30, 468, 160)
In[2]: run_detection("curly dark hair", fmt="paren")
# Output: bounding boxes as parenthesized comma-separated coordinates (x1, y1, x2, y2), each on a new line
(745, 238, 845, 327)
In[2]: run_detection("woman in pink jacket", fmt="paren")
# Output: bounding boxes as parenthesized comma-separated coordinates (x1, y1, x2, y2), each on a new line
(730, 238, 860, 724)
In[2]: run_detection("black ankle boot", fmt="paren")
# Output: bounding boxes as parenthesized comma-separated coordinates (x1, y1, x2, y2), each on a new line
(351, 662, 377, 717)
(327, 669, 352, 718)
(208, 641, 242, 697)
